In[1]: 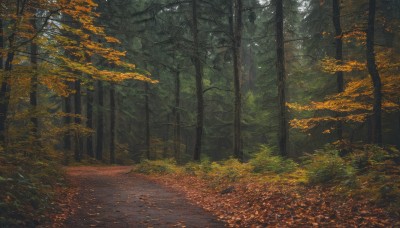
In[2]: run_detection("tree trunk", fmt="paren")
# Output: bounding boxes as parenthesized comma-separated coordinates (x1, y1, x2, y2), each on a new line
(247, 46, 256, 90)
(145, 82, 150, 160)
(30, 15, 39, 142)
(398, 111, 400, 149)
(0, 18, 2, 70)
(110, 83, 116, 164)
(366, 0, 382, 145)
(173, 70, 181, 161)
(86, 84, 94, 157)
(0, 18, 5, 146)
(163, 114, 170, 159)
(96, 80, 104, 160)
(332, 0, 344, 140)
(64, 92, 72, 151)
(233, 0, 243, 161)
(367, 116, 373, 143)
(0, 0, 27, 147)
(0, 37, 15, 147)
(275, 0, 289, 156)
(74, 79, 82, 161)
(192, 0, 204, 161)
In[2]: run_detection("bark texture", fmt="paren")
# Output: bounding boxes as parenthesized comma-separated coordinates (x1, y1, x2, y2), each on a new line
(30, 17, 39, 138)
(96, 80, 104, 160)
(64, 91, 72, 151)
(145, 82, 150, 160)
(87, 85, 94, 157)
(275, 0, 289, 156)
(233, 0, 243, 160)
(332, 0, 344, 140)
(74, 79, 82, 161)
(192, 0, 204, 161)
(0, 19, 2, 70)
(110, 83, 116, 164)
(366, 0, 382, 145)
(173, 70, 181, 161)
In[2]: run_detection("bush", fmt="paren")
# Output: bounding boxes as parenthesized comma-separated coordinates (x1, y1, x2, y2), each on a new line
(134, 159, 178, 174)
(207, 158, 253, 185)
(0, 153, 64, 227)
(302, 144, 400, 213)
(303, 147, 355, 185)
(184, 158, 253, 186)
(348, 145, 400, 213)
(183, 157, 212, 176)
(350, 145, 400, 171)
(249, 145, 298, 174)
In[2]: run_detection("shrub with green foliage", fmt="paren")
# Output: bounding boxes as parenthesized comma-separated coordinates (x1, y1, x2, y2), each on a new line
(207, 158, 253, 184)
(184, 157, 213, 176)
(134, 159, 178, 174)
(249, 145, 298, 174)
(182, 157, 254, 187)
(0, 151, 64, 227)
(348, 145, 400, 213)
(303, 146, 355, 185)
(302, 143, 400, 213)
(349, 145, 400, 171)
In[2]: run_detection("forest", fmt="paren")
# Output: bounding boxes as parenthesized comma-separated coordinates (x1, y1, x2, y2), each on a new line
(0, 0, 399, 227)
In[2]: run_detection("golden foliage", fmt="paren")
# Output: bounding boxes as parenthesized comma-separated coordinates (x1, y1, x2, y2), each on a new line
(342, 30, 366, 44)
(290, 47, 400, 131)
(2, 0, 156, 98)
(320, 58, 366, 73)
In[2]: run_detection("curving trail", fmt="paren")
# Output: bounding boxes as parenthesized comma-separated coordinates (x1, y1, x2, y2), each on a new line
(63, 166, 224, 228)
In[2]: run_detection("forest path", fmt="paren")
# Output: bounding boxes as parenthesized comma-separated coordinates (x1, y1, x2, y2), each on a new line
(63, 166, 224, 228)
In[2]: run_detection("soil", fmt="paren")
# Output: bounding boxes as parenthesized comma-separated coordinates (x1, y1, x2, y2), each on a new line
(62, 166, 225, 228)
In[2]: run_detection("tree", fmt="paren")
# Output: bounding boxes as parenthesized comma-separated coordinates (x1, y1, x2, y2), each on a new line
(192, 0, 204, 161)
(110, 83, 116, 164)
(0, 0, 151, 163)
(0, 17, 3, 144)
(0, 18, 2, 71)
(332, 0, 344, 140)
(64, 88, 73, 151)
(96, 80, 104, 160)
(233, 0, 243, 160)
(145, 81, 150, 159)
(87, 83, 94, 157)
(173, 69, 181, 161)
(0, 0, 26, 146)
(29, 12, 39, 143)
(275, 0, 288, 156)
(74, 78, 82, 161)
(366, 0, 382, 145)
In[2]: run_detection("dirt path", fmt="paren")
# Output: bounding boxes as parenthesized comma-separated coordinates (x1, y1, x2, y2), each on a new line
(63, 166, 224, 228)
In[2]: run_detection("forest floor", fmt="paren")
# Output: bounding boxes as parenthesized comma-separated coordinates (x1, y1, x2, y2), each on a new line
(46, 165, 399, 227)
(58, 166, 224, 228)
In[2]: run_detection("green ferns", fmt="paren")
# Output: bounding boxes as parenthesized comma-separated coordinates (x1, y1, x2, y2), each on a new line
(303, 148, 355, 184)
(250, 145, 298, 174)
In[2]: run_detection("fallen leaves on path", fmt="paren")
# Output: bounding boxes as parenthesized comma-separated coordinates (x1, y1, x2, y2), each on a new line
(50, 166, 224, 227)
(148, 174, 399, 227)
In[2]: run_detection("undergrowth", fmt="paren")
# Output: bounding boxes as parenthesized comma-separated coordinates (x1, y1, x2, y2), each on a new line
(250, 145, 298, 174)
(133, 143, 400, 214)
(0, 146, 65, 227)
(134, 159, 179, 174)
(302, 143, 400, 215)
